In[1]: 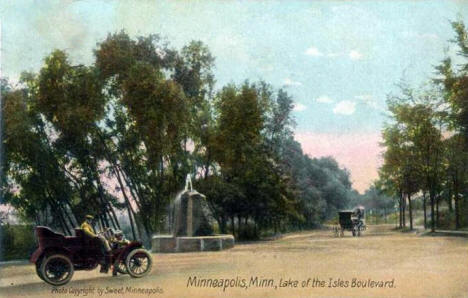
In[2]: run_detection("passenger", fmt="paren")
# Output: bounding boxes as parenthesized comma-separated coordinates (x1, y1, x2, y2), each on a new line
(80, 215, 112, 273)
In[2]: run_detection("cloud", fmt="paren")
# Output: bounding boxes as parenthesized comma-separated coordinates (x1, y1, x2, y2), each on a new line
(283, 78, 302, 86)
(333, 100, 356, 115)
(293, 102, 307, 112)
(316, 95, 333, 104)
(349, 50, 363, 60)
(305, 47, 323, 57)
(306, 47, 363, 60)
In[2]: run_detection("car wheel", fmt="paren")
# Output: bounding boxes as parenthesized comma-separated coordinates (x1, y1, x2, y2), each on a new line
(35, 257, 45, 281)
(40, 254, 74, 286)
(125, 249, 152, 278)
(114, 259, 128, 274)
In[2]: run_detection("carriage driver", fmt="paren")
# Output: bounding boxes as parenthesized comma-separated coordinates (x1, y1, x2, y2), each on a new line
(80, 215, 112, 273)
(354, 207, 364, 229)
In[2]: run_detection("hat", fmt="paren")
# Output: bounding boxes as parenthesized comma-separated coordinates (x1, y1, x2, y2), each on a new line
(85, 215, 94, 220)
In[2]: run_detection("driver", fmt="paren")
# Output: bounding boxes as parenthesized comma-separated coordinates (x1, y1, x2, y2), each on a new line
(80, 215, 112, 273)
(110, 230, 130, 250)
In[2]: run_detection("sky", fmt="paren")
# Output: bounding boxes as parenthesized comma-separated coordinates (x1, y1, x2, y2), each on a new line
(1, 0, 467, 193)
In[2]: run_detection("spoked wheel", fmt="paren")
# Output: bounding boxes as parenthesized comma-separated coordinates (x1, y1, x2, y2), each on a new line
(125, 249, 152, 278)
(40, 254, 74, 286)
(114, 259, 128, 274)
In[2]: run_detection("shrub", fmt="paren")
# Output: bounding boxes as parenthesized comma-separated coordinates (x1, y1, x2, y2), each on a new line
(0, 224, 36, 261)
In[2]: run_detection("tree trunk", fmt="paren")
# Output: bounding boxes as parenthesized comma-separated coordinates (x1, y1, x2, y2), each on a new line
(436, 196, 440, 228)
(254, 220, 258, 239)
(454, 180, 460, 230)
(220, 216, 226, 234)
(448, 188, 453, 212)
(423, 192, 427, 229)
(231, 216, 235, 238)
(402, 194, 406, 227)
(455, 194, 460, 230)
(430, 191, 435, 232)
(408, 194, 413, 230)
(399, 195, 403, 228)
(114, 165, 137, 239)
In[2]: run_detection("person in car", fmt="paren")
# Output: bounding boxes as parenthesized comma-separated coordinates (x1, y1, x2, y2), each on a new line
(80, 215, 112, 273)
(110, 230, 130, 249)
(110, 230, 130, 276)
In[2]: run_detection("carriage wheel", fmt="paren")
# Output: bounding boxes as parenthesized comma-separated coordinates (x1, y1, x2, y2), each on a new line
(40, 254, 74, 286)
(125, 249, 152, 278)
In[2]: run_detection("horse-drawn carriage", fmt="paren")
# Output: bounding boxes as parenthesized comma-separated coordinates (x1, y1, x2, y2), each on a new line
(30, 226, 152, 286)
(334, 206, 366, 237)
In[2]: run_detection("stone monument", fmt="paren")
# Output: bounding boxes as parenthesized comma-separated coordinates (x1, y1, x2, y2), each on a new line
(152, 175, 234, 253)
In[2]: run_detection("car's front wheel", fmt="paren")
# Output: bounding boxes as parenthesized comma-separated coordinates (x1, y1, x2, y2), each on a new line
(125, 249, 152, 278)
(40, 254, 74, 286)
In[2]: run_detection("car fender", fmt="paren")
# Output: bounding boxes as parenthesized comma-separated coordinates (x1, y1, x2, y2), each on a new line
(35, 246, 74, 263)
(30, 247, 44, 264)
(118, 242, 143, 261)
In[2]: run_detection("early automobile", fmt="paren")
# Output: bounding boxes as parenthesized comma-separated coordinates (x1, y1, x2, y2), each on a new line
(30, 226, 152, 286)
(334, 206, 366, 237)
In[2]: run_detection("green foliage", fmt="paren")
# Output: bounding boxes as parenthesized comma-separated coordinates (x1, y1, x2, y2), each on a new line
(378, 19, 468, 231)
(3, 30, 357, 242)
(350, 184, 394, 218)
(0, 225, 36, 261)
(280, 139, 355, 227)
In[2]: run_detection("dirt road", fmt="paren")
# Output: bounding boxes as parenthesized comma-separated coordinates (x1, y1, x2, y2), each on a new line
(1, 225, 467, 297)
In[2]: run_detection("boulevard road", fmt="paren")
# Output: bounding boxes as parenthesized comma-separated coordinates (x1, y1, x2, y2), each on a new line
(1, 225, 467, 297)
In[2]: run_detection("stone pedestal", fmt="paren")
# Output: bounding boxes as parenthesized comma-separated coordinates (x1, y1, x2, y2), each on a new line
(152, 234, 235, 253)
(154, 183, 235, 253)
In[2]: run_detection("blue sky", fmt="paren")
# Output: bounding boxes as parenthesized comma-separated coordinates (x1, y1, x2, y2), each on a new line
(1, 0, 467, 191)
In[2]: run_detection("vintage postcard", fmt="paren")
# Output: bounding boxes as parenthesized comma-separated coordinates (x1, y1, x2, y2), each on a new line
(1, 1, 468, 297)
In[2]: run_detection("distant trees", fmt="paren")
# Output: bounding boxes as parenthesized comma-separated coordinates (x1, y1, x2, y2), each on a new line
(350, 184, 393, 223)
(3, 32, 355, 240)
(379, 20, 468, 231)
(279, 139, 355, 229)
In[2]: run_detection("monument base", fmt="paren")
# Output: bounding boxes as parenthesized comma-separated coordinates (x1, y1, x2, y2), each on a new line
(151, 234, 235, 253)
